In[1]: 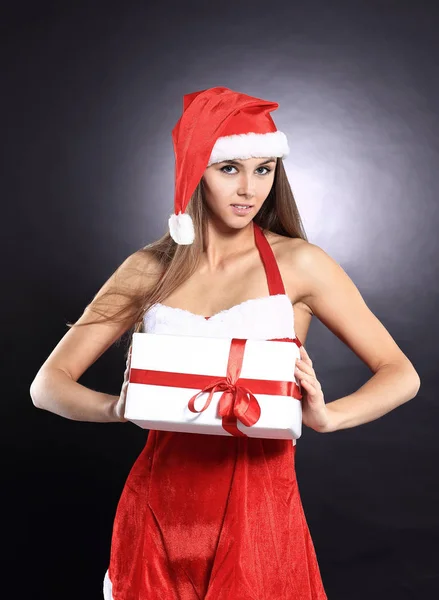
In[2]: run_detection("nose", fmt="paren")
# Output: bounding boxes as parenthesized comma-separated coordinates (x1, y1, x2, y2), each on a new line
(237, 173, 256, 199)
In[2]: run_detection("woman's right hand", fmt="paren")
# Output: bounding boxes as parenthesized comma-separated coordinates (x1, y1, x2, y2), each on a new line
(112, 345, 132, 422)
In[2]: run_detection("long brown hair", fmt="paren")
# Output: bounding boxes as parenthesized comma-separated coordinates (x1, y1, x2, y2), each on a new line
(66, 159, 308, 359)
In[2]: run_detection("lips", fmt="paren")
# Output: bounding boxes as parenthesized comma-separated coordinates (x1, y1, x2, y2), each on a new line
(230, 203, 254, 215)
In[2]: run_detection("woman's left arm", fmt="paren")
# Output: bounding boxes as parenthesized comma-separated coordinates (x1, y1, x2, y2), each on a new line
(293, 242, 421, 434)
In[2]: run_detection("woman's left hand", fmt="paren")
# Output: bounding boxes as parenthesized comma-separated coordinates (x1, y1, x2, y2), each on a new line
(295, 345, 332, 433)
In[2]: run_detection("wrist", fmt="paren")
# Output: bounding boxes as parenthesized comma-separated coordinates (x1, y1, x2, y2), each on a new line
(317, 404, 340, 433)
(105, 393, 128, 423)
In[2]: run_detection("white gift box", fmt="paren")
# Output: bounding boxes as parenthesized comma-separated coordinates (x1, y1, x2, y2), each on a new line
(124, 332, 303, 440)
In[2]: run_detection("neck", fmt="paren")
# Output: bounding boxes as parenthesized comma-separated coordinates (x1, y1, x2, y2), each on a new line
(201, 220, 256, 272)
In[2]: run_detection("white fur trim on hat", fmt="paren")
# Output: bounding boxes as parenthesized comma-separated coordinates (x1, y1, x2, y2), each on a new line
(207, 130, 289, 166)
(168, 211, 195, 245)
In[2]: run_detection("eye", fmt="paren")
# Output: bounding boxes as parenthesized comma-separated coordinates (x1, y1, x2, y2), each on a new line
(256, 166, 272, 175)
(220, 165, 272, 175)
(220, 165, 237, 174)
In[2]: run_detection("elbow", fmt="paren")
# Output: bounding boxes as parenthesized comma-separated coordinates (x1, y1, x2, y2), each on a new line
(399, 358, 421, 399)
(404, 361, 421, 399)
(411, 372, 421, 398)
(30, 375, 46, 409)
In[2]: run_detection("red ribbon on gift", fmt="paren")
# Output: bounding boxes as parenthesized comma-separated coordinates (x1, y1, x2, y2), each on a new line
(187, 338, 260, 437)
(129, 337, 302, 437)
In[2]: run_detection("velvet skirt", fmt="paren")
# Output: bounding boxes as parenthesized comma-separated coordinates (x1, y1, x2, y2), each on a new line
(105, 429, 328, 599)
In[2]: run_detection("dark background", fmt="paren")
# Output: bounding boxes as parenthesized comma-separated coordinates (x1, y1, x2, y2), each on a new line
(3, 1, 438, 598)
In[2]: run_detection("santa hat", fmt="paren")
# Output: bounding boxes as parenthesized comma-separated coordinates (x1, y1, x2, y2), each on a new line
(168, 86, 289, 244)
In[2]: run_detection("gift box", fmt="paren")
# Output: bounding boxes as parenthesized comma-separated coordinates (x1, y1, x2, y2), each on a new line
(124, 332, 303, 440)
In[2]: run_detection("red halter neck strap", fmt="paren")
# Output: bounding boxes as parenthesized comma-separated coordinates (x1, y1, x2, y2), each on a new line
(252, 222, 286, 296)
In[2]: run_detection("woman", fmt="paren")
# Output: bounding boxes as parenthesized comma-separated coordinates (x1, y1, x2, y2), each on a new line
(30, 87, 420, 599)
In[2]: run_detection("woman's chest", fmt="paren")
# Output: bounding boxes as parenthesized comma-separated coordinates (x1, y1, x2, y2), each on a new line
(144, 294, 300, 344)
(146, 233, 313, 343)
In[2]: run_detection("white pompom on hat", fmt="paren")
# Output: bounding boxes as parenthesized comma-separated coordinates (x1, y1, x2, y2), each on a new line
(168, 86, 289, 245)
(168, 211, 195, 245)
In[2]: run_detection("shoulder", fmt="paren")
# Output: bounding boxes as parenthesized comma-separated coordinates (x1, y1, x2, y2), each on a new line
(90, 248, 163, 311)
(265, 229, 325, 272)
(114, 248, 163, 285)
(265, 231, 341, 307)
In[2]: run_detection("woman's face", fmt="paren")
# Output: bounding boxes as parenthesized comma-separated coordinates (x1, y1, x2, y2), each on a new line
(201, 156, 277, 228)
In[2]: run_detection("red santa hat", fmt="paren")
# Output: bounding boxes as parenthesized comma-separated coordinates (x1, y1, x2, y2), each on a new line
(168, 86, 289, 244)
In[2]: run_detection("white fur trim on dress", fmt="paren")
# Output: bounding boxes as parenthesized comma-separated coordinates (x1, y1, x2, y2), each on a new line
(168, 211, 195, 245)
(207, 130, 289, 166)
(103, 569, 113, 600)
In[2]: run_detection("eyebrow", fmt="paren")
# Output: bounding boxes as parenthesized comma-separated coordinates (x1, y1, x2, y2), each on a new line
(218, 157, 277, 166)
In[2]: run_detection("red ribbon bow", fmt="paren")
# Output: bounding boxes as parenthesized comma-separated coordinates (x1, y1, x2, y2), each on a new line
(187, 373, 261, 437)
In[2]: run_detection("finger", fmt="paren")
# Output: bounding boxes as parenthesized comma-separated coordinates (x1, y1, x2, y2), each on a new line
(297, 376, 317, 393)
(295, 368, 321, 391)
(296, 359, 317, 380)
(299, 345, 313, 368)
(295, 359, 314, 376)
(300, 348, 313, 368)
(295, 367, 313, 384)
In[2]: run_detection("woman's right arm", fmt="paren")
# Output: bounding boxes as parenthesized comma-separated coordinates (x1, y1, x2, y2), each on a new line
(30, 250, 160, 423)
